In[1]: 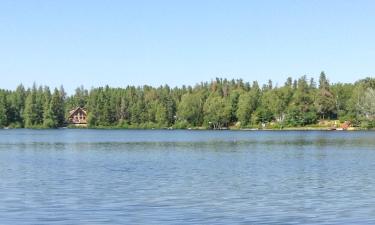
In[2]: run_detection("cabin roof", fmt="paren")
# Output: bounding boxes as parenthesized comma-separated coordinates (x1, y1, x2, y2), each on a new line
(68, 107, 87, 118)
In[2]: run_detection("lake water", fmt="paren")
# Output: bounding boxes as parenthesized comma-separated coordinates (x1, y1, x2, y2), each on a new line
(1, 129, 375, 224)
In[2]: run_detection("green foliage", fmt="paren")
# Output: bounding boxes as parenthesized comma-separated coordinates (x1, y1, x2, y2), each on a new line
(42, 88, 65, 128)
(282, 75, 319, 126)
(23, 84, 41, 128)
(177, 92, 203, 126)
(358, 88, 375, 120)
(0, 91, 8, 127)
(172, 120, 190, 129)
(331, 83, 354, 120)
(236, 82, 260, 126)
(203, 94, 231, 129)
(0, 75, 373, 129)
(254, 106, 274, 124)
(285, 105, 318, 127)
(7, 85, 26, 126)
(315, 72, 336, 119)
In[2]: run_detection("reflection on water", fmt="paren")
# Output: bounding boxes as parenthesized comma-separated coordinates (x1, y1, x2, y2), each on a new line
(0, 129, 375, 224)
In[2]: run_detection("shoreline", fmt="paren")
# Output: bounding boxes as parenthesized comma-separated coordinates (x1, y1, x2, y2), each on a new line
(2, 126, 371, 131)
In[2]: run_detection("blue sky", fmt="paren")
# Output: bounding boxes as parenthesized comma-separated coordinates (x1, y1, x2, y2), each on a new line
(1, 0, 375, 93)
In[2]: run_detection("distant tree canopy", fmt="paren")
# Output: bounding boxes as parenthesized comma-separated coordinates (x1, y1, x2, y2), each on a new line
(0, 73, 374, 129)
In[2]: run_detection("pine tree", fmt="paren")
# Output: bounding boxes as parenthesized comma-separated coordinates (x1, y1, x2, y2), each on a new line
(0, 92, 8, 127)
(23, 85, 38, 127)
(316, 71, 336, 119)
(43, 88, 55, 128)
(8, 84, 26, 127)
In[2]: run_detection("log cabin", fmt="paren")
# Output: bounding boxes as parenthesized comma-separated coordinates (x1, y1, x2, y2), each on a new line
(68, 107, 88, 126)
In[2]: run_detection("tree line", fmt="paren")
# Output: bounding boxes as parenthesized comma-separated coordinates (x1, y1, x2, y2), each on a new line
(0, 72, 374, 129)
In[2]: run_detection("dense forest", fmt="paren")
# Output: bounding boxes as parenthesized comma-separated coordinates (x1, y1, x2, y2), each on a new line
(0, 72, 374, 129)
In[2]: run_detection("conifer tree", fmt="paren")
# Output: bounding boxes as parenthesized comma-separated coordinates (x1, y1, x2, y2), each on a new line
(23, 85, 38, 127)
(0, 92, 8, 127)
(315, 71, 336, 119)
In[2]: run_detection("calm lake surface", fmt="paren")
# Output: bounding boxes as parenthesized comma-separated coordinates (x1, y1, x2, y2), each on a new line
(1, 129, 375, 224)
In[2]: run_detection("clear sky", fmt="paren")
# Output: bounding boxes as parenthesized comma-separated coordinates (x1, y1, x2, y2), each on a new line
(1, 0, 375, 93)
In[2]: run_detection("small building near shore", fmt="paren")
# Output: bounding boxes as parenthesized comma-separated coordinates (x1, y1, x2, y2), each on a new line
(68, 107, 88, 126)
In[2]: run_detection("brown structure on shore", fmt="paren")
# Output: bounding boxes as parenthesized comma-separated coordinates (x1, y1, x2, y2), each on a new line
(68, 107, 88, 126)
